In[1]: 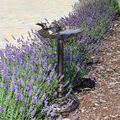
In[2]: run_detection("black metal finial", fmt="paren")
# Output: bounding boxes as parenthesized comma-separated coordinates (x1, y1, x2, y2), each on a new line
(36, 22, 47, 30)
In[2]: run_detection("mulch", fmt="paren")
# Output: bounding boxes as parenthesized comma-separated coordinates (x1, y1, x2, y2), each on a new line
(66, 16, 120, 120)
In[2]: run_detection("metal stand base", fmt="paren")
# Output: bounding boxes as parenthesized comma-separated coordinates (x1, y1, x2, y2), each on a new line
(50, 92, 79, 117)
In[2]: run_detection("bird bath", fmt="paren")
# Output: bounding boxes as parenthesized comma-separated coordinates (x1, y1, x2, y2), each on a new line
(37, 22, 83, 116)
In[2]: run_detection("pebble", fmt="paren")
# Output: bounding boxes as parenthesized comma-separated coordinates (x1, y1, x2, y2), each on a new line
(117, 88, 120, 90)
(99, 99, 106, 103)
(109, 82, 120, 86)
(62, 118, 70, 120)
(104, 116, 109, 120)
(90, 91, 96, 93)
(117, 106, 120, 109)
(97, 93, 105, 97)
(81, 107, 85, 113)
(94, 103, 99, 106)
(95, 116, 100, 120)
(110, 90, 118, 95)
(93, 107, 97, 110)
(114, 24, 118, 27)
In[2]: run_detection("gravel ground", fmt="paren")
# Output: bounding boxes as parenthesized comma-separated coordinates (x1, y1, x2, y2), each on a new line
(65, 16, 120, 120)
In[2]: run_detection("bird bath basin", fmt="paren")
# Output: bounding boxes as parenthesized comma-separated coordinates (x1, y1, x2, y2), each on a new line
(37, 22, 83, 39)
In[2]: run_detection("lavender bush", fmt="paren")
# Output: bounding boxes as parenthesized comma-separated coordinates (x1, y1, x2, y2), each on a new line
(0, 41, 58, 119)
(0, 0, 119, 119)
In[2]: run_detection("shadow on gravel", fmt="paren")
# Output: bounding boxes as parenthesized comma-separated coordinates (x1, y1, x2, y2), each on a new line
(73, 78, 95, 93)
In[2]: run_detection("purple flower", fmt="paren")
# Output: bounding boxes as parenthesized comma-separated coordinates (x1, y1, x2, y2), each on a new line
(21, 107, 25, 115)
(38, 75, 42, 81)
(43, 57, 47, 69)
(67, 100, 74, 107)
(32, 96, 38, 104)
(53, 92, 57, 97)
(29, 106, 33, 113)
(63, 80, 69, 87)
(20, 94, 24, 101)
(47, 76, 50, 86)
(73, 111, 77, 116)
(41, 94, 46, 103)
(50, 108, 56, 117)
(6, 95, 9, 103)
(44, 100, 48, 107)
(6, 76, 10, 83)
(49, 69, 55, 79)
(77, 63, 80, 72)
(36, 88, 40, 97)
(16, 78, 24, 87)
(23, 100, 27, 107)
(65, 88, 72, 97)
(4, 85, 8, 92)
(0, 106, 2, 113)
(14, 89, 20, 100)
(33, 86, 37, 92)
(1, 82, 4, 88)
(28, 89, 32, 97)
(47, 105, 54, 116)
(43, 76, 46, 81)
(86, 17, 92, 25)
(24, 87, 29, 93)
(47, 64, 52, 71)
(10, 80, 16, 92)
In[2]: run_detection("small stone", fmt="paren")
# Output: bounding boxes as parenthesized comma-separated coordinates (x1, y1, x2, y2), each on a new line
(90, 91, 96, 93)
(103, 107, 108, 109)
(94, 103, 99, 106)
(81, 107, 85, 113)
(95, 116, 100, 120)
(93, 107, 97, 110)
(104, 116, 109, 120)
(97, 93, 104, 97)
(110, 90, 118, 95)
(117, 106, 120, 109)
(100, 99, 106, 103)
(62, 118, 70, 120)
(114, 24, 118, 27)
(117, 88, 120, 90)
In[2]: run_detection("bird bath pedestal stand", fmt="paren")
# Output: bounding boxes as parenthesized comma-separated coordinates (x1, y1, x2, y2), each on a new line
(37, 23, 83, 117)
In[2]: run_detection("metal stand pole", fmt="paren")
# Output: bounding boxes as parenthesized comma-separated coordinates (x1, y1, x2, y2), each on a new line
(58, 39, 64, 98)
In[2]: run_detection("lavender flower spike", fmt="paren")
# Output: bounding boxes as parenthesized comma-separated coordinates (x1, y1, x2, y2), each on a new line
(21, 107, 25, 115)
(0, 106, 2, 113)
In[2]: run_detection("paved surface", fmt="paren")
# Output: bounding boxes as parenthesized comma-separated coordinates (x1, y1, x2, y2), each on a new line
(0, 0, 78, 49)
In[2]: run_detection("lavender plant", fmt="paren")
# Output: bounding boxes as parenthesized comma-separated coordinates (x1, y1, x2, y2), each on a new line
(0, 0, 118, 119)
(0, 41, 58, 119)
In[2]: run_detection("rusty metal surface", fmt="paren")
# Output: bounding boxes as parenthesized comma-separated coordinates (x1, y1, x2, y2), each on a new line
(58, 39, 64, 97)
